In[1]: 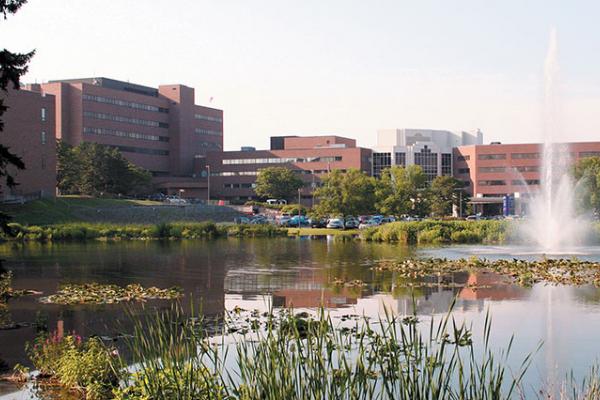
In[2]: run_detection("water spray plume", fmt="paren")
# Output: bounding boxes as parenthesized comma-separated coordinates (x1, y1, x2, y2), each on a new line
(519, 28, 589, 252)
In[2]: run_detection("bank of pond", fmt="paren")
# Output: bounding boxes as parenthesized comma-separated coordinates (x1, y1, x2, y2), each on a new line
(0, 220, 555, 245)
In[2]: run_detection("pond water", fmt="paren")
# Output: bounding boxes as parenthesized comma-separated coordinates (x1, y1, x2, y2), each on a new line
(2, 237, 600, 398)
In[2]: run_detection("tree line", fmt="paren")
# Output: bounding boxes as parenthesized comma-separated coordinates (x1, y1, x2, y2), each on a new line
(57, 141, 152, 197)
(254, 165, 468, 217)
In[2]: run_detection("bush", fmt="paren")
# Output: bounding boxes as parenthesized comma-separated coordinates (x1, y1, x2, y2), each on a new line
(361, 220, 511, 245)
(27, 332, 122, 399)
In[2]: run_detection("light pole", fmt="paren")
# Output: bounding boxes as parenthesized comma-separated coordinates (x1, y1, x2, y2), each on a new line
(298, 188, 302, 220)
(206, 165, 211, 205)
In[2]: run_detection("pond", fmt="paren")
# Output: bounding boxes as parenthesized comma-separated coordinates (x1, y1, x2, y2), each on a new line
(2, 237, 600, 398)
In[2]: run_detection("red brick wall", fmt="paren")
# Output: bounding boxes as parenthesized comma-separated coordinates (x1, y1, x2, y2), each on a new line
(0, 88, 56, 198)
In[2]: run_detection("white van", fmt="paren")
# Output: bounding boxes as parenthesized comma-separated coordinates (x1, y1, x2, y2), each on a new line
(266, 199, 287, 205)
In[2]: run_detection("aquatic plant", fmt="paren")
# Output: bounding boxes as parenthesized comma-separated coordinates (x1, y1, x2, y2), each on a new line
(113, 303, 534, 400)
(40, 283, 183, 305)
(373, 257, 600, 287)
(1, 221, 287, 242)
(27, 331, 122, 399)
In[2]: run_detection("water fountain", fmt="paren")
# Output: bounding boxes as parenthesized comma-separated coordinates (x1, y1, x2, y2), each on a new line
(519, 28, 590, 253)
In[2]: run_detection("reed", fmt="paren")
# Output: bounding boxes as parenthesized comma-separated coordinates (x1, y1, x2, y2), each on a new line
(113, 300, 535, 399)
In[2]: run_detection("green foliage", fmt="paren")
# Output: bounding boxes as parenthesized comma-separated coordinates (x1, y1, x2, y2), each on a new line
(314, 169, 376, 216)
(361, 220, 511, 244)
(254, 167, 304, 201)
(573, 156, 600, 214)
(57, 141, 152, 196)
(0, 270, 12, 302)
(114, 303, 532, 400)
(27, 332, 122, 399)
(0, 221, 287, 241)
(281, 203, 307, 215)
(429, 175, 468, 217)
(374, 165, 428, 216)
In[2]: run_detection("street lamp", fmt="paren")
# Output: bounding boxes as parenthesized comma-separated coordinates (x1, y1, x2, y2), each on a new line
(298, 188, 302, 219)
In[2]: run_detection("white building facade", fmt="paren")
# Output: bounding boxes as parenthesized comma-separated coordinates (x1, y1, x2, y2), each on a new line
(372, 129, 483, 181)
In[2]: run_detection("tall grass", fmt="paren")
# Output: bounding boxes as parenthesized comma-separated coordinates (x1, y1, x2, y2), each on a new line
(361, 220, 512, 245)
(113, 301, 535, 399)
(0, 222, 287, 242)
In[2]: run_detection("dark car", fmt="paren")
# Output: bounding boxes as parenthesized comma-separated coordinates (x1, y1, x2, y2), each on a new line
(309, 218, 327, 228)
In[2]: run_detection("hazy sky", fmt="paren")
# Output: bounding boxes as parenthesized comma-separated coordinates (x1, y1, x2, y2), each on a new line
(2, 0, 600, 150)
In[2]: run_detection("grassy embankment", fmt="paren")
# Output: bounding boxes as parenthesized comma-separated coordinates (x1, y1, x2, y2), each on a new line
(0, 196, 242, 225)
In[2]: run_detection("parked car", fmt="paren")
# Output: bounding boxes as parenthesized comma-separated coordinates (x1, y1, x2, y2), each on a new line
(344, 217, 359, 229)
(165, 196, 188, 205)
(267, 199, 287, 205)
(465, 215, 481, 221)
(358, 215, 370, 224)
(359, 219, 380, 229)
(326, 218, 345, 229)
(234, 216, 251, 224)
(309, 218, 327, 228)
(288, 215, 310, 227)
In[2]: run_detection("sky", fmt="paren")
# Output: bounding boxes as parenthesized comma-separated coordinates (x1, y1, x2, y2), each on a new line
(2, 0, 600, 150)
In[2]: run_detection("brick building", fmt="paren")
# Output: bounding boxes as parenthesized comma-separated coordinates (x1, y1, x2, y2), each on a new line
(27, 77, 223, 197)
(454, 141, 600, 214)
(199, 135, 372, 204)
(0, 88, 57, 201)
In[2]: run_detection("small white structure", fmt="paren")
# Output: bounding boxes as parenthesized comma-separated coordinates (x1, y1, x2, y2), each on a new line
(372, 128, 483, 181)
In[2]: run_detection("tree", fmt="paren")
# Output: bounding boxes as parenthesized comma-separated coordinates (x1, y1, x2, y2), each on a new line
(0, 0, 34, 230)
(572, 156, 600, 214)
(429, 175, 468, 217)
(57, 142, 152, 196)
(374, 165, 428, 216)
(254, 167, 303, 201)
(314, 169, 376, 216)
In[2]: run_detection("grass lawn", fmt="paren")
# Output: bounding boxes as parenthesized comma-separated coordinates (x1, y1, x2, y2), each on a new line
(287, 227, 360, 236)
(0, 196, 163, 225)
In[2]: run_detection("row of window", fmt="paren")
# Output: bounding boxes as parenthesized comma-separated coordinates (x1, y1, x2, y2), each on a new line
(82, 94, 168, 113)
(198, 141, 222, 150)
(83, 111, 169, 128)
(83, 127, 169, 142)
(212, 168, 345, 177)
(478, 153, 539, 160)
(478, 179, 540, 186)
(110, 145, 169, 156)
(195, 128, 222, 136)
(224, 183, 255, 189)
(222, 156, 342, 165)
(194, 114, 223, 123)
(478, 166, 541, 173)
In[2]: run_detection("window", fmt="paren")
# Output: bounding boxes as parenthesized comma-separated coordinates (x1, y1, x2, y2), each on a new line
(479, 166, 506, 173)
(512, 179, 540, 186)
(514, 166, 539, 172)
(82, 94, 168, 113)
(478, 154, 506, 160)
(462, 181, 470, 186)
(41, 131, 47, 145)
(84, 127, 169, 142)
(511, 153, 539, 159)
(414, 147, 438, 182)
(457, 155, 470, 161)
(395, 152, 406, 166)
(109, 145, 169, 156)
(41, 107, 47, 122)
(478, 180, 506, 186)
(458, 168, 470, 174)
(41, 155, 46, 170)
(195, 128, 222, 136)
(83, 111, 168, 128)
(580, 151, 600, 158)
(194, 114, 223, 123)
(441, 153, 452, 175)
(372, 152, 391, 178)
(221, 156, 342, 165)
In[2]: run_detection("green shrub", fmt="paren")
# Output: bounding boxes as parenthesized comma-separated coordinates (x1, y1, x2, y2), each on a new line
(27, 332, 122, 399)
